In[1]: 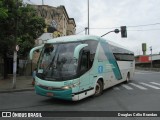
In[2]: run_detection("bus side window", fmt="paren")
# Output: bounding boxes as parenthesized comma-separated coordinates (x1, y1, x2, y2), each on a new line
(80, 51, 90, 72)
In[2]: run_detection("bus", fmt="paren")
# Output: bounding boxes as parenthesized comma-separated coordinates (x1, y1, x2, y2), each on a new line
(30, 35, 135, 101)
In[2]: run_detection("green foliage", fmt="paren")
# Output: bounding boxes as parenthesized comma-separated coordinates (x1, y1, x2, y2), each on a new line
(0, 0, 8, 19)
(0, 8, 8, 19)
(0, 0, 46, 58)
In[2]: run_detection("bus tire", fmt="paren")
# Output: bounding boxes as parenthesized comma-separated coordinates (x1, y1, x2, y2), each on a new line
(94, 80, 103, 97)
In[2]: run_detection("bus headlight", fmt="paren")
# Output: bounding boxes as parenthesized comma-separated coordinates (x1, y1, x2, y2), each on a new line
(62, 86, 70, 90)
(61, 82, 80, 90)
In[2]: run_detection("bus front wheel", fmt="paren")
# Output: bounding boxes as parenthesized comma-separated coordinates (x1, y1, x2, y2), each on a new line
(94, 80, 103, 96)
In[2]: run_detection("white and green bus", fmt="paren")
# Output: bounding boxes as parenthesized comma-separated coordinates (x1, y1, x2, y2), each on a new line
(30, 35, 135, 101)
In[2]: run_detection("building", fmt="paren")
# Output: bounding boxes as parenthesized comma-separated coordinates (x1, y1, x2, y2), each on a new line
(31, 5, 76, 37)
(135, 54, 160, 68)
(135, 55, 150, 63)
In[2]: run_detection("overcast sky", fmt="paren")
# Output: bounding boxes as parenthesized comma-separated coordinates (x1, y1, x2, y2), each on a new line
(24, 0, 160, 55)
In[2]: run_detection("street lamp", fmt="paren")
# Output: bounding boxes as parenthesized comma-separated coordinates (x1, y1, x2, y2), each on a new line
(150, 46, 153, 68)
(101, 26, 127, 38)
(101, 29, 120, 37)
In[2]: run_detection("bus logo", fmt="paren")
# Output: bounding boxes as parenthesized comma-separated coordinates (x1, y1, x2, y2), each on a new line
(98, 66, 103, 73)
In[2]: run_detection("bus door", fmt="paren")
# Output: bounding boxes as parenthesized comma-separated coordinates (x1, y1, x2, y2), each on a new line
(78, 50, 92, 94)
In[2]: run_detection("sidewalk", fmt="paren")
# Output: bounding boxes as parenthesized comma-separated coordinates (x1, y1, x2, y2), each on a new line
(0, 75, 34, 93)
(136, 67, 160, 72)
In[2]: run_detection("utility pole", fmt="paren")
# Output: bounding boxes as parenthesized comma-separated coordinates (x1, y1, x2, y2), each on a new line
(150, 46, 153, 68)
(87, 0, 89, 35)
(12, 0, 19, 89)
(13, 51, 17, 89)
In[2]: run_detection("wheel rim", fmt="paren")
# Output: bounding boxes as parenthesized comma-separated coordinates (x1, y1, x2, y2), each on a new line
(95, 83, 101, 95)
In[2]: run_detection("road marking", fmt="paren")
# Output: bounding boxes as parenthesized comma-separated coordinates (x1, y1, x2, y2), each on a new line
(121, 84, 133, 90)
(129, 83, 147, 90)
(135, 72, 150, 75)
(139, 82, 160, 89)
(113, 87, 120, 90)
(150, 82, 160, 86)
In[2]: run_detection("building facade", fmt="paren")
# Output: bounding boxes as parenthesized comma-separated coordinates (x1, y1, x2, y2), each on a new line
(31, 5, 76, 37)
(135, 54, 160, 68)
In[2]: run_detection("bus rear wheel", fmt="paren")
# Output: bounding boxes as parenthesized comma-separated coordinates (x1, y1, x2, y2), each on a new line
(94, 80, 103, 96)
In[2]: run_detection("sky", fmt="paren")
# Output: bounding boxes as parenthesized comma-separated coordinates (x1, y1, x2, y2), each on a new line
(23, 0, 160, 55)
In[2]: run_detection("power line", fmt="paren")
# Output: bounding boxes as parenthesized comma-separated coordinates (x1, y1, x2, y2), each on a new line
(89, 22, 160, 30)
(90, 27, 119, 30)
(127, 23, 160, 28)
(76, 25, 86, 29)
(76, 27, 160, 35)
(76, 29, 85, 34)
(128, 28, 160, 31)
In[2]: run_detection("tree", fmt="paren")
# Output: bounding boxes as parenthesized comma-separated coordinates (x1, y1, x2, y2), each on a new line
(17, 5, 46, 57)
(0, 0, 8, 19)
(0, 0, 46, 78)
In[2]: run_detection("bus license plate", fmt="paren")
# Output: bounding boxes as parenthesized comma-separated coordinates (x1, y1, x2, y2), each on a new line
(46, 92, 54, 97)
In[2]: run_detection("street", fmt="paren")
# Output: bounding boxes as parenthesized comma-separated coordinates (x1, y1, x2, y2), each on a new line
(0, 70, 160, 118)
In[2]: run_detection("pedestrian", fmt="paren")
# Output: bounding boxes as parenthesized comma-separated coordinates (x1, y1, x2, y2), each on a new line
(32, 68, 36, 86)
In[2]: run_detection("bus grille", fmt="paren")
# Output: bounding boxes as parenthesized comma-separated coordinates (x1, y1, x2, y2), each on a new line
(38, 85, 62, 91)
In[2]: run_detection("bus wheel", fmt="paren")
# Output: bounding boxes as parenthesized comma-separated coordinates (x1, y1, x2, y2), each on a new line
(94, 80, 103, 96)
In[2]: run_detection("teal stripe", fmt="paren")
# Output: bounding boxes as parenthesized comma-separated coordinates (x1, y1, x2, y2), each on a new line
(101, 42, 122, 80)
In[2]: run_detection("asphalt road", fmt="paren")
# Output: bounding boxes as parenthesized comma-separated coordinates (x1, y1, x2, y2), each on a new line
(0, 70, 160, 119)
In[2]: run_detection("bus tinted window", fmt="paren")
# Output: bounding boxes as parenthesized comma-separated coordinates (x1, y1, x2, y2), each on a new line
(114, 53, 134, 61)
(84, 40, 98, 65)
(80, 51, 89, 72)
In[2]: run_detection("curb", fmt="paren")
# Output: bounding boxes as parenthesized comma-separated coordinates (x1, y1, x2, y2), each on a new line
(0, 88, 34, 93)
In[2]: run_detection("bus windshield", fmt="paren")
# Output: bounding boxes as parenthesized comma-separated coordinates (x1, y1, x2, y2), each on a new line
(37, 42, 81, 81)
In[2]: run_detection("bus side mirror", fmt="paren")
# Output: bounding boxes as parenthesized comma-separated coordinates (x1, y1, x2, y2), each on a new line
(73, 44, 88, 60)
(121, 26, 127, 38)
(29, 45, 43, 60)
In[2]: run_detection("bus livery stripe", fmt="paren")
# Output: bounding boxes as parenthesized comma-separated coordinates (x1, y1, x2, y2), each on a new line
(101, 42, 122, 80)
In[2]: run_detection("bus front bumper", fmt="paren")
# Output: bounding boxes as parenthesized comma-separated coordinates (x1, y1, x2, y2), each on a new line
(35, 85, 73, 101)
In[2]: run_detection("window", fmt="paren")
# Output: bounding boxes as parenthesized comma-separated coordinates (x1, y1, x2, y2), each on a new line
(84, 40, 98, 66)
(114, 53, 134, 61)
(80, 51, 89, 72)
(64, 18, 66, 28)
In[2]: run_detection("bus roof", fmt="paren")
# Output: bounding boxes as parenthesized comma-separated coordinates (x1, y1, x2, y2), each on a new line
(46, 35, 100, 43)
(46, 35, 134, 54)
